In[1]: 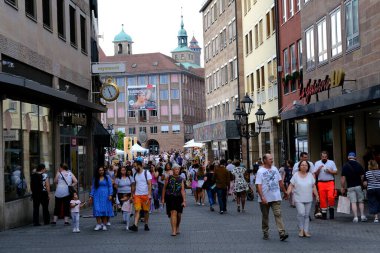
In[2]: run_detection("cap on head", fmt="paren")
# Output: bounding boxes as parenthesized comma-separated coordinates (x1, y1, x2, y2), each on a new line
(348, 152, 356, 159)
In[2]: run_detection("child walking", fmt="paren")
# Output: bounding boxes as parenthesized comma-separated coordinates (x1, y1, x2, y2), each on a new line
(120, 194, 132, 230)
(70, 191, 85, 233)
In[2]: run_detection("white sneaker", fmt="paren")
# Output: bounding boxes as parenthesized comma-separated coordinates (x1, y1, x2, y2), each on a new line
(106, 222, 111, 226)
(102, 224, 107, 231)
(76, 228, 80, 233)
(94, 224, 102, 231)
(72, 228, 77, 233)
(361, 216, 368, 222)
(353, 217, 359, 223)
(126, 226, 129, 231)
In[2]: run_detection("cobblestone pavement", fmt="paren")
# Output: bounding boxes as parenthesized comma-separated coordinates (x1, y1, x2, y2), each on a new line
(0, 191, 379, 253)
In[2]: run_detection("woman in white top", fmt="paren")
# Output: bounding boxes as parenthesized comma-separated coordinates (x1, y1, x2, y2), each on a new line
(287, 161, 319, 238)
(52, 163, 78, 225)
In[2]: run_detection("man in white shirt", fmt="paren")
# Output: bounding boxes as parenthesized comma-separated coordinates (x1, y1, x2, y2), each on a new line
(293, 152, 315, 174)
(129, 160, 152, 232)
(314, 151, 338, 219)
(256, 154, 289, 241)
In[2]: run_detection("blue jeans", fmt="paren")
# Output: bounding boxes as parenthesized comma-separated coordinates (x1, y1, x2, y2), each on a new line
(206, 188, 216, 206)
(71, 212, 79, 230)
(216, 188, 227, 212)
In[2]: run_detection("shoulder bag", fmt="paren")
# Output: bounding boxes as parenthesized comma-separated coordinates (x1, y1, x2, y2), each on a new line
(60, 171, 75, 197)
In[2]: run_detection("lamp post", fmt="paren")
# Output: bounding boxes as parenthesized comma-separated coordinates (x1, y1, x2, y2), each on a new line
(233, 93, 266, 170)
(106, 124, 118, 165)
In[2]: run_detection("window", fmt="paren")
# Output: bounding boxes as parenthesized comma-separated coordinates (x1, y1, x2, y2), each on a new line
(128, 110, 136, 117)
(172, 125, 180, 133)
(297, 40, 303, 69)
(290, 44, 296, 72)
(289, 0, 294, 17)
(8, 100, 17, 112)
(255, 24, 259, 48)
(138, 110, 147, 122)
(271, 7, 276, 33)
(317, 18, 327, 63)
(42, 0, 51, 29)
(282, 0, 287, 23)
(266, 12, 271, 38)
(128, 127, 136, 135)
(117, 107, 124, 118)
(107, 108, 114, 118)
(228, 22, 233, 43)
(259, 19, 263, 45)
(161, 125, 169, 134)
(149, 110, 157, 117)
(256, 69, 261, 89)
(245, 34, 249, 55)
(283, 48, 289, 75)
(330, 8, 342, 57)
(69, 5, 76, 47)
(160, 74, 169, 84)
(5, 0, 17, 8)
(150, 126, 158, 134)
(80, 15, 87, 53)
(118, 127, 125, 133)
(232, 19, 236, 40)
(171, 74, 179, 83)
(138, 76, 146, 86)
(160, 90, 169, 100)
(305, 26, 315, 69)
(172, 104, 180, 115)
(139, 127, 147, 133)
(127, 76, 136, 85)
(248, 30, 253, 53)
(260, 66, 265, 89)
(149, 75, 158, 85)
(345, 0, 359, 50)
(273, 57, 277, 80)
(117, 92, 125, 102)
(25, 0, 36, 19)
(57, 0, 66, 39)
(161, 105, 168, 115)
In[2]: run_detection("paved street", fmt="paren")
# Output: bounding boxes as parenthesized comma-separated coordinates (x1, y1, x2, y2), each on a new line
(0, 191, 379, 253)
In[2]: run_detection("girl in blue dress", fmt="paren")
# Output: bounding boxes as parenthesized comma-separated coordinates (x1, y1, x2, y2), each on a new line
(89, 167, 114, 231)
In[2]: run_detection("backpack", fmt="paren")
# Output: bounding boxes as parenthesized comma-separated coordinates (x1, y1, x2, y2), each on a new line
(133, 170, 148, 184)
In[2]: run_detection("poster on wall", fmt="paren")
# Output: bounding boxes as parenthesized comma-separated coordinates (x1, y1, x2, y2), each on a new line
(127, 84, 157, 110)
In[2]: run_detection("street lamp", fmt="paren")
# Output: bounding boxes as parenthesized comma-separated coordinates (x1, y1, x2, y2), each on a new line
(233, 93, 266, 170)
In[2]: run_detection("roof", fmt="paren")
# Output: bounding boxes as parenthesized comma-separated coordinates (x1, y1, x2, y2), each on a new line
(171, 46, 193, 53)
(200, 0, 213, 12)
(178, 62, 201, 69)
(190, 36, 198, 43)
(99, 51, 204, 77)
(113, 25, 133, 43)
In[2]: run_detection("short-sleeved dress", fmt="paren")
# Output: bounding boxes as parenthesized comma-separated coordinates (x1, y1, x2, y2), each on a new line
(232, 167, 249, 193)
(90, 175, 114, 217)
(165, 175, 184, 217)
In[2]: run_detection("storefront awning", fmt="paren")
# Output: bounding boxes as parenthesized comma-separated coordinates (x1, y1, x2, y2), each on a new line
(92, 118, 111, 147)
(281, 84, 380, 120)
(0, 72, 106, 113)
(193, 120, 240, 142)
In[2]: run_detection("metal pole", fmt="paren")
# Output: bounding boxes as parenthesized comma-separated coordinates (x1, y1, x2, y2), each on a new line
(246, 136, 250, 170)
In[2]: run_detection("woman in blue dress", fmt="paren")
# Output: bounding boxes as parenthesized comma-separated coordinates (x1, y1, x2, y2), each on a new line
(89, 167, 114, 231)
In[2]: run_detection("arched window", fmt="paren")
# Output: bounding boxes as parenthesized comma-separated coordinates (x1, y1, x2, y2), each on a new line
(127, 44, 131, 54)
(118, 44, 123, 54)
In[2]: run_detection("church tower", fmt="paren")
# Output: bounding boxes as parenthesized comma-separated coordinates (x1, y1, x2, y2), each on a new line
(189, 35, 202, 66)
(113, 24, 133, 56)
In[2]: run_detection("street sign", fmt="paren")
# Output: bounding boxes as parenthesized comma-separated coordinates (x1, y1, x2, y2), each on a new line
(91, 63, 126, 74)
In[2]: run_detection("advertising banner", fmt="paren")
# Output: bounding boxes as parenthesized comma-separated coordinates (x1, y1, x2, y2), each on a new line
(127, 84, 157, 111)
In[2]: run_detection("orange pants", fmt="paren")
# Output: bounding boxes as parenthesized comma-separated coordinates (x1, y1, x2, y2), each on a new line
(317, 181, 335, 209)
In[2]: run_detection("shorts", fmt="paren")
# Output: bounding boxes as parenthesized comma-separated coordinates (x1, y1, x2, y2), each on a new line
(133, 195, 150, 212)
(347, 185, 364, 203)
(165, 195, 184, 218)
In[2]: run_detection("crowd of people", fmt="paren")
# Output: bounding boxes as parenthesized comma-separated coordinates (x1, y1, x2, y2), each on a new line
(30, 149, 380, 240)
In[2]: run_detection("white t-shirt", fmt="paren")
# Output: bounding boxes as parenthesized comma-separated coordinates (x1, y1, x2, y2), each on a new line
(290, 172, 315, 203)
(226, 164, 235, 172)
(255, 166, 282, 202)
(314, 160, 337, 181)
(70, 200, 81, 213)
(134, 170, 152, 196)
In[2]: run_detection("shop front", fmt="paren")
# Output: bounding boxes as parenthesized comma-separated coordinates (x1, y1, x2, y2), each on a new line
(0, 73, 107, 229)
(281, 78, 380, 179)
(193, 120, 240, 163)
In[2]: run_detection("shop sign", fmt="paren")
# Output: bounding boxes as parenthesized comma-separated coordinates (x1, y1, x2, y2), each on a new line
(255, 120, 271, 133)
(91, 63, 126, 74)
(71, 115, 87, 126)
(71, 137, 77, 147)
(4, 130, 19, 141)
(298, 70, 345, 104)
(212, 141, 219, 151)
(220, 141, 228, 151)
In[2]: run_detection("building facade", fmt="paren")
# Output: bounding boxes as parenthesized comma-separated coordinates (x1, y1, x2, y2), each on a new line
(281, 0, 380, 180)
(100, 22, 205, 154)
(0, 0, 106, 229)
(242, 0, 280, 166)
(195, 0, 243, 163)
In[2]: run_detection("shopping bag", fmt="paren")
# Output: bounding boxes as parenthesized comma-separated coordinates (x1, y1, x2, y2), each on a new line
(337, 196, 351, 214)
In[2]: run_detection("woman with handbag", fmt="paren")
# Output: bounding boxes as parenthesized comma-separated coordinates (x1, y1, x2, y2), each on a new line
(363, 160, 380, 223)
(52, 163, 78, 225)
(89, 166, 114, 231)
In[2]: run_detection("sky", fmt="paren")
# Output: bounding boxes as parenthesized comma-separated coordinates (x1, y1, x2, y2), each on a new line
(98, 0, 204, 60)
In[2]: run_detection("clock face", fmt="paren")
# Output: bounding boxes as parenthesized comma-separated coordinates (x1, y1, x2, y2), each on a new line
(100, 84, 119, 101)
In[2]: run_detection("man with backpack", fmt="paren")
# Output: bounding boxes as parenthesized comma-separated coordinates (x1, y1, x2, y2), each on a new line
(129, 160, 152, 232)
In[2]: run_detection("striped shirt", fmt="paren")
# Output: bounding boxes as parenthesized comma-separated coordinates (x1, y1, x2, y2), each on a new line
(364, 170, 380, 190)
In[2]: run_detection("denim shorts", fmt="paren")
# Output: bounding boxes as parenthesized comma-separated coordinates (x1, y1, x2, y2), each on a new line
(347, 185, 364, 203)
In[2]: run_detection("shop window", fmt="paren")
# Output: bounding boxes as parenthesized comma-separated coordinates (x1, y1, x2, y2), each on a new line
(345, 118, 356, 155)
(3, 100, 53, 202)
